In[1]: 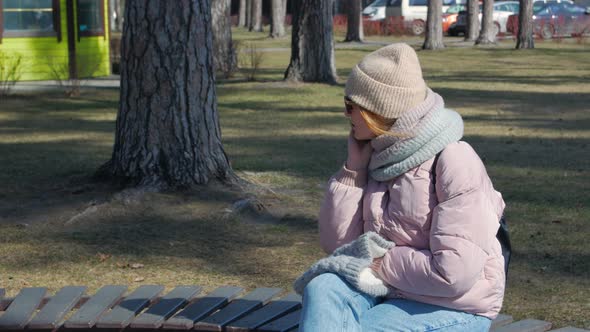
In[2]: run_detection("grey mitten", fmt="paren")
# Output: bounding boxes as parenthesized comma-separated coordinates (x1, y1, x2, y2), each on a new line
(293, 254, 358, 295)
(293, 232, 395, 297)
(332, 231, 395, 259)
(338, 257, 392, 297)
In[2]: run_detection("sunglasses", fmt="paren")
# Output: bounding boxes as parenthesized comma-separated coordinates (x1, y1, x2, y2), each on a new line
(344, 96, 355, 114)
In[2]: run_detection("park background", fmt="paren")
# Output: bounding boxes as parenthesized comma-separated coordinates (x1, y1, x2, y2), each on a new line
(0, 0, 589, 330)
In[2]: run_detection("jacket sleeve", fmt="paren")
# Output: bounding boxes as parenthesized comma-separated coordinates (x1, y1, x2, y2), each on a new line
(318, 165, 368, 254)
(377, 142, 505, 297)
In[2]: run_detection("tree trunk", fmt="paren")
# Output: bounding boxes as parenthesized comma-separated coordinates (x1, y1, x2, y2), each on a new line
(423, 0, 444, 49)
(212, 0, 237, 77)
(281, 0, 287, 21)
(113, 0, 125, 31)
(476, 0, 496, 44)
(109, 0, 116, 32)
(516, 0, 535, 49)
(251, 0, 263, 32)
(270, 0, 286, 38)
(344, 0, 364, 42)
(246, 0, 252, 29)
(239, 0, 247, 27)
(284, 0, 338, 84)
(465, 0, 480, 41)
(103, 0, 234, 188)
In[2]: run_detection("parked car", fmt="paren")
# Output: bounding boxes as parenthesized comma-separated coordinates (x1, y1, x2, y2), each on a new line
(506, 0, 574, 34)
(443, 4, 467, 33)
(506, 2, 590, 38)
(363, 0, 466, 35)
(448, 1, 520, 36)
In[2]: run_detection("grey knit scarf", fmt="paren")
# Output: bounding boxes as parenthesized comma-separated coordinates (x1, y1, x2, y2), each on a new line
(369, 89, 464, 182)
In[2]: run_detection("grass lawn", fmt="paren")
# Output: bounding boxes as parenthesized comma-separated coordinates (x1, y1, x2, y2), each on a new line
(1, 31, 589, 329)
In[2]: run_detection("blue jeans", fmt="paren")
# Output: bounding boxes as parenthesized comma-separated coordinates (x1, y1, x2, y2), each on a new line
(299, 273, 492, 332)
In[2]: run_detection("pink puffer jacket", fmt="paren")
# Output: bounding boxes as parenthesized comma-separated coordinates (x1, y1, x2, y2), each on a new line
(318, 141, 506, 319)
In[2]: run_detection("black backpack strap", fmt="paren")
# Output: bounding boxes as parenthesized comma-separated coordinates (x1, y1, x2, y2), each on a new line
(497, 216, 512, 277)
(430, 150, 511, 277)
(431, 152, 442, 186)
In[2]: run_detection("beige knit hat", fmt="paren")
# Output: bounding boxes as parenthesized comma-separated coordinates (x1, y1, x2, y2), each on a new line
(345, 43, 427, 119)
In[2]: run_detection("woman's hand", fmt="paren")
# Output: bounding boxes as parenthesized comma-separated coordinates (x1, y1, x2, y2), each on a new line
(346, 131, 373, 170)
(370, 257, 383, 274)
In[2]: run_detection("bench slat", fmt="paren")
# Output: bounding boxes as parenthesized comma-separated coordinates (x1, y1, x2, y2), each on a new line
(130, 285, 202, 329)
(225, 293, 301, 332)
(193, 287, 282, 331)
(27, 286, 87, 330)
(0, 287, 47, 329)
(163, 286, 243, 330)
(491, 314, 515, 330)
(95, 284, 164, 328)
(493, 319, 552, 332)
(64, 285, 127, 329)
(257, 309, 301, 332)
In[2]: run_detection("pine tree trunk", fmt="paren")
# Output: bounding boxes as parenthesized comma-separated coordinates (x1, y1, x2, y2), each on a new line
(281, 0, 287, 21)
(109, 0, 116, 32)
(423, 0, 444, 49)
(114, 0, 125, 31)
(284, 0, 338, 84)
(246, 0, 252, 29)
(239, 0, 247, 27)
(344, 0, 364, 42)
(104, 0, 234, 188)
(212, 0, 237, 77)
(465, 0, 480, 41)
(516, 0, 535, 48)
(476, 0, 496, 44)
(270, 0, 286, 38)
(251, 0, 263, 32)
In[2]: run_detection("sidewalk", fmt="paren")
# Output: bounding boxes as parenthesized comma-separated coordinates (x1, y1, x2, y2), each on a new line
(11, 75, 121, 93)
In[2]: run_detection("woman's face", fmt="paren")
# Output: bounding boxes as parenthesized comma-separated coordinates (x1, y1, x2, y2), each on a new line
(344, 98, 377, 141)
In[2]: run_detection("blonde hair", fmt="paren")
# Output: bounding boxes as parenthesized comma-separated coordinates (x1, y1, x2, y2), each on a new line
(359, 109, 403, 137)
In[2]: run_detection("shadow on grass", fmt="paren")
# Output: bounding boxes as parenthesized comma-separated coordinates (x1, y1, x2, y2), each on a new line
(436, 87, 589, 114)
(427, 73, 590, 86)
(0, 203, 319, 285)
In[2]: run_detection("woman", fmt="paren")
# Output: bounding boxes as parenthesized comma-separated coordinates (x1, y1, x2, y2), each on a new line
(298, 43, 506, 332)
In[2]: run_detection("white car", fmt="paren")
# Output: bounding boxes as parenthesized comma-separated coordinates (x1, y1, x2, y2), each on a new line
(363, 0, 466, 35)
(450, 1, 520, 36)
(490, 1, 520, 34)
(363, 0, 388, 21)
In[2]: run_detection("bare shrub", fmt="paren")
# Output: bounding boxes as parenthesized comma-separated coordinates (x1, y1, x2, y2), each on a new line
(238, 42, 265, 81)
(0, 51, 23, 97)
(46, 55, 103, 97)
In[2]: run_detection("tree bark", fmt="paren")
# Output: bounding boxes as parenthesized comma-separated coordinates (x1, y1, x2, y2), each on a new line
(284, 0, 338, 84)
(270, 0, 286, 38)
(112, 0, 125, 31)
(344, 0, 364, 42)
(476, 0, 496, 44)
(104, 0, 234, 188)
(423, 0, 444, 50)
(109, 0, 116, 32)
(246, 0, 252, 29)
(516, 0, 535, 48)
(212, 0, 237, 77)
(251, 0, 263, 32)
(465, 0, 480, 41)
(281, 0, 287, 21)
(239, 0, 247, 27)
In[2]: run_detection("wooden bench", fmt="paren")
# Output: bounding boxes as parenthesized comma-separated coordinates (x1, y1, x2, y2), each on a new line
(0, 286, 587, 332)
